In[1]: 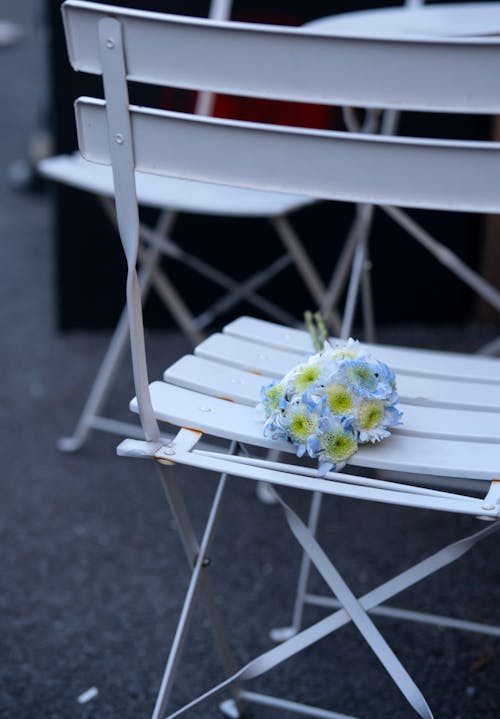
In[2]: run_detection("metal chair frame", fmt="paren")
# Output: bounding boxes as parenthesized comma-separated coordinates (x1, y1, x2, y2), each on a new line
(63, 2, 500, 718)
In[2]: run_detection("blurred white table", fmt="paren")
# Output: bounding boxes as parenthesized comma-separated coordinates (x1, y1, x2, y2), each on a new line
(308, 2, 500, 38)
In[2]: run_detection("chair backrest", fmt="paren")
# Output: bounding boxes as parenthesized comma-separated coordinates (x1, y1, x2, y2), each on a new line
(66, 2, 500, 212)
(61, 0, 500, 439)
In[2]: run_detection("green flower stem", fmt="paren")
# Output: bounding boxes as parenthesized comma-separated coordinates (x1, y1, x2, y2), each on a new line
(304, 310, 328, 352)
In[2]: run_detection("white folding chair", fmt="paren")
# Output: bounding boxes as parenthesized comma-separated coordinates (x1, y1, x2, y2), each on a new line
(63, 2, 500, 717)
(307, 0, 500, 350)
(40, 0, 338, 453)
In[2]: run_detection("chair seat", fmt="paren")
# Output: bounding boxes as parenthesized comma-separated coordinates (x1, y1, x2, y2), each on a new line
(130, 317, 500, 482)
(39, 153, 312, 217)
(308, 2, 500, 39)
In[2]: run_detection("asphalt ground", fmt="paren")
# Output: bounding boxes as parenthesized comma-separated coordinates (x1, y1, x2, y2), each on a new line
(2, 2, 500, 719)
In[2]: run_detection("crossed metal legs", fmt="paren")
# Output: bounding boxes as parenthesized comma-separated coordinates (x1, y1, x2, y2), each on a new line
(150, 450, 500, 719)
(58, 201, 337, 452)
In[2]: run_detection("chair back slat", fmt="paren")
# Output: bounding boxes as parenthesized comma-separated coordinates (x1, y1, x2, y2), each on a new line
(76, 98, 500, 214)
(63, 0, 500, 113)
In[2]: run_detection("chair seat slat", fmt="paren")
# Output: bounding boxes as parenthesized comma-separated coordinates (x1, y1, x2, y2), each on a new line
(166, 353, 500, 412)
(224, 316, 500, 383)
(164, 355, 500, 442)
(195, 333, 500, 411)
(131, 381, 499, 480)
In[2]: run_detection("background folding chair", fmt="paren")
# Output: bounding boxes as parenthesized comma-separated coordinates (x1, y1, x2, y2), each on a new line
(39, 0, 335, 453)
(63, 1, 500, 717)
(304, 0, 500, 350)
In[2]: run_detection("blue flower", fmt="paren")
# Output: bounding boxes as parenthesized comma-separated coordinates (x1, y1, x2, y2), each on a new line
(281, 399, 322, 458)
(316, 414, 358, 476)
(338, 358, 394, 400)
(256, 338, 402, 475)
(263, 415, 288, 442)
(354, 399, 403, 443)
(256, 380, 286, 420)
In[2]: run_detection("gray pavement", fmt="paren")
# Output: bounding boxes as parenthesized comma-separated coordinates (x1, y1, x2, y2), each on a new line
(2, 2, 500, 718)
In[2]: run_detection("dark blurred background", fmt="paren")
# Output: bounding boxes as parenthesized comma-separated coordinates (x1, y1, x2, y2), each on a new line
(44, 0, 496, 333)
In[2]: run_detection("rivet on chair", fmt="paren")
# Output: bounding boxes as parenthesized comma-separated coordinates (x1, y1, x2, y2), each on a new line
(199, 406, 213, 413)
(193, 554, 211, 568)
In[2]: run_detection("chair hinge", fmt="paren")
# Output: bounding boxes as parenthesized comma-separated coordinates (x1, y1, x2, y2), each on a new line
(154, 427, 204, 465)
(479, 479, 500, 517)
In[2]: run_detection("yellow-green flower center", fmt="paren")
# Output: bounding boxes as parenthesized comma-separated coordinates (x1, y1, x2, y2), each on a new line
(294, 363, 321, 392)
(265, 383, 284, 410)
(321, 430, 357, 463)
(289, 411, 318, 442)
(357, 400, 384, 430)
(326, 384, 353, 415)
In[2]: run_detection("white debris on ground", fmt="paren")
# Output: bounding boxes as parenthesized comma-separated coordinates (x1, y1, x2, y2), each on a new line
(77, 687, 99, 704)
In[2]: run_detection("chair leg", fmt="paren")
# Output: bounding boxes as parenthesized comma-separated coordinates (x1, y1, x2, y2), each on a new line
(146, 258, 205, 346)
(320, 202, 377, 336)
(139, 219, 299, 328)
(479, 334, 500, 355)
(194, 252, 297, 330)
(320, 109, 401, 338)
(361, 244, 376, 344)
(270, 491, 323, 642)
(319, 214, 363, 328)
(383, 204, 500, 315)
(57, 244, 162, 452)
(275, 490, 435, 719)
(271, 215, 328, 309)
(318, 204, 378, 341)
(153, 454, 244, 719)
(255, 448, 280, 506)
(340, 207, 374, 339)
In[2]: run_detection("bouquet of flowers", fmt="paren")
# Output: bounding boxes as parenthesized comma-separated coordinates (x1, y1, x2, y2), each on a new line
(256, 336, 402, 476)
